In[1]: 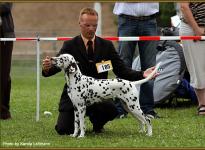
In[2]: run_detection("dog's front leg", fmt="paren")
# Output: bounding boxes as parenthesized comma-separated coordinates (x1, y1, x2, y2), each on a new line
(71, 108, 80, 137)
(78, 105, 86, 138)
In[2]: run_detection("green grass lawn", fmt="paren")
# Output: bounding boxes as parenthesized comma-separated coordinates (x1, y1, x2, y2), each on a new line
(1, 58, 205, 148)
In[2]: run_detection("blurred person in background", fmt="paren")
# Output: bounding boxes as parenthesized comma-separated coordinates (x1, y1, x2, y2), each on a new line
(113, 3, 160, 119)
(0, 2, 15, 120)
(179, 2, 205, 115)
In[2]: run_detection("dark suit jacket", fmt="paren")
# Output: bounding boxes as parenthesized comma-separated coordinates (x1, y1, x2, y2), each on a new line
(0, 3, 15, 38)
(42, 35, 144, 111)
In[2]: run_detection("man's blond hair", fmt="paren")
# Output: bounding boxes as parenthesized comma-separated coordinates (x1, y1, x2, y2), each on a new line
(79, 7, 98, 21)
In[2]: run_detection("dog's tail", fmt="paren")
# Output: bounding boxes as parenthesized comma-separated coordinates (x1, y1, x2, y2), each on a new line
(132, 62, 161, 85)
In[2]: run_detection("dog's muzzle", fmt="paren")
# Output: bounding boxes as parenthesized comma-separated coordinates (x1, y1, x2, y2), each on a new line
(50, 57, 57, 65)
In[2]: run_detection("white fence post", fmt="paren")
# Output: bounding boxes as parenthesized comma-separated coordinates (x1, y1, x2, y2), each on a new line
(36, 35, 40, 122)
(94, 2, 102, 36)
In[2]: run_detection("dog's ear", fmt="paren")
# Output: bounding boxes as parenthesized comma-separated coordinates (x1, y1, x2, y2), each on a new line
(65, 63, 78, 74)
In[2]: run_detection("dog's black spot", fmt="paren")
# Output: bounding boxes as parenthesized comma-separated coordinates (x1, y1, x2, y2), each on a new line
(86, 99, 91, 105)
(60, 58, 63, 63)
(96, 95, 101, 99)
(125, 98, 129, 102)
(88, 82, 93, 85)
(89, 89, 94, 94)
(73, 106, 77, 111)
(133, 97, 137, 102)
(105, 94, 111, 97)
(80, 107, 86, 114)
(94, 92, 98, 97)
(105, 87, 109, 91)
(117, 79, 123, 82)
(75, 112, 79, 118)
(122, 89, 127, 94)
(82, 84, 85, 88)
(81, 91, 85, 96)
(129, 104, 135, 110)
(75, 120, 80, 126)
(146, 118, 151, 124)
(88, 89, 94, 98)
(77, 86, 81, 92)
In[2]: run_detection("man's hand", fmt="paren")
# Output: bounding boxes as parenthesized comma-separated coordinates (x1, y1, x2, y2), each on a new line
(143, 66, 159, 79)
(42, 56, 52, 73)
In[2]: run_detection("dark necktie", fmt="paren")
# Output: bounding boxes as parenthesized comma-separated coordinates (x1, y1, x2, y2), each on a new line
(87, 40, 94, 61)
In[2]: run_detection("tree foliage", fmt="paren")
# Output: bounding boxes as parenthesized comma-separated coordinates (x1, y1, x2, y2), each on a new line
(157, 2, 177, 27)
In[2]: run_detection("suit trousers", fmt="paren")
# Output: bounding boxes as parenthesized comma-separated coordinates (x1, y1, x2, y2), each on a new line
(0, 28, 13, 115)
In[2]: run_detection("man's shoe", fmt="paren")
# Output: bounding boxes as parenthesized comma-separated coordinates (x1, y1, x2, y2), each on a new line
(93, 128, 105, 134)
(0, 112, 11, 120)
(93, 125, 104, 133)
(146, 111, 160, 119)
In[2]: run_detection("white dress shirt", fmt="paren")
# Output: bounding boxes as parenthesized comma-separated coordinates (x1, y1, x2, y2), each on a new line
(113, 3, 159, 17)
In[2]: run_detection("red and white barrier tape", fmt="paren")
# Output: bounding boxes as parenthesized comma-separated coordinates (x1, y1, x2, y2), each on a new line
(0, 36, 205, 41)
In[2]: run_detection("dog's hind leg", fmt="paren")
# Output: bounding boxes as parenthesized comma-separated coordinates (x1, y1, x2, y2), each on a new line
(144, 116, 152, 136)
(137, 113, 152, 136)
(128, 105, 152, 136)
(78, 105, 86, 138)
(138, 121, 146, 133)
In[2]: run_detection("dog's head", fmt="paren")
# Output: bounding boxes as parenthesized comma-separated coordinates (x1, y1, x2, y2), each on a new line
(51, 54, 78, 74)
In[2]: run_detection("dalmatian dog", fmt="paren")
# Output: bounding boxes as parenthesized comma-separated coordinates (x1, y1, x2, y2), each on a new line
(51, 54, 161, 138)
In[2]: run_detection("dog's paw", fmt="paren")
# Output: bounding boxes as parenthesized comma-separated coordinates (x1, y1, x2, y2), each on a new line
(77, 135, 85, 138)
(139, 129, 146, 133)
(70, 134, 78, 138)
(139, 124, 146, 133)
(78, 132, 85, 138)
(146, 131, 152, 137)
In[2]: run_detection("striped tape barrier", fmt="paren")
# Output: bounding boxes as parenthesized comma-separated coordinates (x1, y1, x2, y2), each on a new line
(1, 36, 205, 41)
